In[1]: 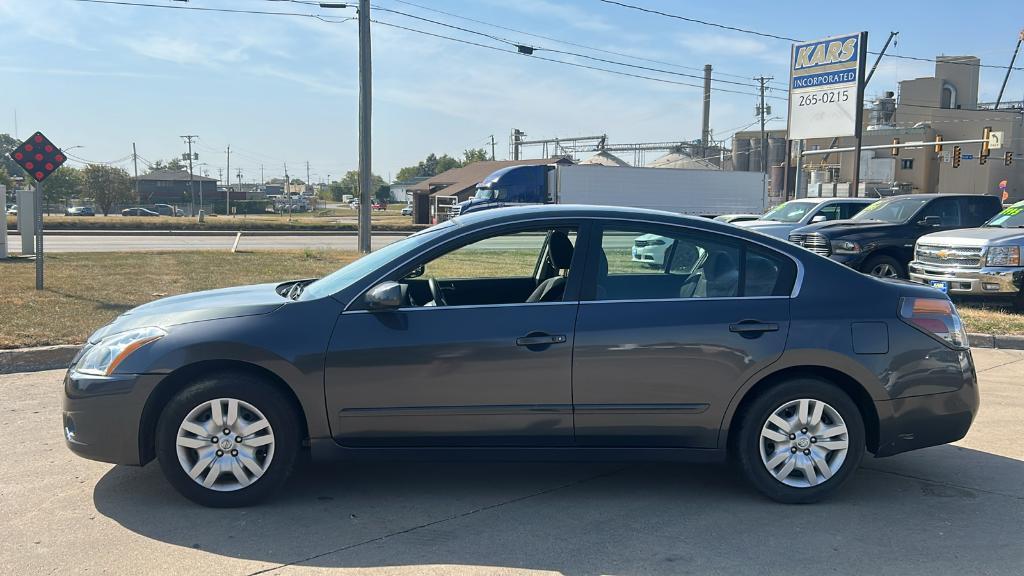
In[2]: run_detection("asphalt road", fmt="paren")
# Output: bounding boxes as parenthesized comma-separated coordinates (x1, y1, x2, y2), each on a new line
(2, 232, 407, 253)
(2, 349, 1023, 575)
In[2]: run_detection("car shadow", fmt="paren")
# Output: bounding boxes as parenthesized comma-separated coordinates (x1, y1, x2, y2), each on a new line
(93, 446, 1024, 575)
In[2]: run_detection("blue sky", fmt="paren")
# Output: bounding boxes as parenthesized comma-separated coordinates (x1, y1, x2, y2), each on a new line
(1, 0, 1022, 183)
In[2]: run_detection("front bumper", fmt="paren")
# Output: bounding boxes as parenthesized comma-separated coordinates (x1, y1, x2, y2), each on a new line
(62, 370, 164, 466)
(874, 350, 979, 457)
(908, 262, 1024, 296)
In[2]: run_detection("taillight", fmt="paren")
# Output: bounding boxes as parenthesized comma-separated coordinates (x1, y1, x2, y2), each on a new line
(899, 297, 969, 348)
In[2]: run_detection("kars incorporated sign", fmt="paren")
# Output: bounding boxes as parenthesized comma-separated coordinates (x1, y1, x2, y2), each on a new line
(788, 32, 867, 141)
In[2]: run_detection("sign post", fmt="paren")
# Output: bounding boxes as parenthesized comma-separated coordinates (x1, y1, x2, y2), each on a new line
(787, 32, 868, 196)
(8, 132, 68, 290)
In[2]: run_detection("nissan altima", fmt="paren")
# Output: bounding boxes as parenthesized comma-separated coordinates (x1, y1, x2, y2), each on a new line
(63, 205, 979, 507)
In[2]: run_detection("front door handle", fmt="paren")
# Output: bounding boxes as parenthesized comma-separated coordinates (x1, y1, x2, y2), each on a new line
(516, 334, 567, 346)
(729, 321, 779, 334)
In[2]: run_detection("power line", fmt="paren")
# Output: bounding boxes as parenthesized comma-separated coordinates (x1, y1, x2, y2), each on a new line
(381, 0, 784, 86)
(69, 0, 354, 22)
(373, 5, 772, 90)
(594, 0, 1024, 72)
(373, 19, 785, 99)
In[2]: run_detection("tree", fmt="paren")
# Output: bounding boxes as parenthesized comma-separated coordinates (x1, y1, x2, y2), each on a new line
(43, 166, 83, 211)
(147, 158, 185, 173)
(463, 148, 489, 164)
(0, 165, 12, 191)
(81, 165, 132, 216)
(0, 133, 22, 176)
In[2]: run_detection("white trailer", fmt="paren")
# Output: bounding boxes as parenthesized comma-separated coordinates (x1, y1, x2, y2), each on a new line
(549, 165, 767, 217)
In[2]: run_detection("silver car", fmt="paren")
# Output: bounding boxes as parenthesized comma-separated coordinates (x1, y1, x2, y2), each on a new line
(736, 197, 876, 239)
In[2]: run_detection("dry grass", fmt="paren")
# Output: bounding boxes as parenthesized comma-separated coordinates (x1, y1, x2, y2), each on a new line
(2, 250, 1023, 349)
(0, 250, 361, 349)
(5, 209, 421, 232)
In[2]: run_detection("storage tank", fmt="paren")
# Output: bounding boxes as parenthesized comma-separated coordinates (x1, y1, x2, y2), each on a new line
(768, 137, 786, 168)
(748, 138, 762, 173)
(733, 138, 750, 171)
(770, 165, 786, 197)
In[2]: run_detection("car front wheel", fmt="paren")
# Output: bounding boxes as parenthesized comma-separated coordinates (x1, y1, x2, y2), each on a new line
(155, 373, 301, 507)
(861, 254, 905, 279)
(735, 378, 865, 503)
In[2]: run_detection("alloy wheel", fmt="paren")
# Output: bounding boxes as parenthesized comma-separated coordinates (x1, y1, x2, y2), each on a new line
(758, 398, 849, 488)
(175, 398, 275, 492)
(869, 263, 899, 278)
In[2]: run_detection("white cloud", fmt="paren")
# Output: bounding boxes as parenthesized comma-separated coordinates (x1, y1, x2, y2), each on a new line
(677, 33, 770, 58)
(483, 0, 615, 32)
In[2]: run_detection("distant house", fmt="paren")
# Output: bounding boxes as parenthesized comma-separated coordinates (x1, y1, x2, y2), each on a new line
(406, 158, 574, 224)
(133, 170, 221, 205)
(389, 176, 430, 204)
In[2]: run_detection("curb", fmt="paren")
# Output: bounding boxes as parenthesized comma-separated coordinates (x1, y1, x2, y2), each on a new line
(0, 345, 80, 375)
(968, 333, 1024, 350)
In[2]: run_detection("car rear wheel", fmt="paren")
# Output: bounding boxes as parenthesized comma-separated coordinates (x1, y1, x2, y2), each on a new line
(735, 378, 865, 503)
(862, 254, 905, 279)
(155, 373, 300, 507)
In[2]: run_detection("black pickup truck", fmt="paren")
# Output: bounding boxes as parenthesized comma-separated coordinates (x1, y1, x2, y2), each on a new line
(788, 194, 1002, 278)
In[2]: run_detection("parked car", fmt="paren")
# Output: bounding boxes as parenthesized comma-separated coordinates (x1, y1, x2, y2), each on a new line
(736, 197, 876, 239)
(6, 204, 17, 216)
(64, 205, 978, 507)
(121, 207, 160, 217)
(154, 204, 184, 217)
(631, 233, 672, 267)
(400, 205, 413, 216)
(788, 194, 1002, 278)
(908, 200, 1024, 307)
(65, 206, 95, 217)
(713, 213, 761, 224)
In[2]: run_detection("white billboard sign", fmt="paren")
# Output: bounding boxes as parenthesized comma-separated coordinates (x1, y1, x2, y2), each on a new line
(788, 32, 867, 140)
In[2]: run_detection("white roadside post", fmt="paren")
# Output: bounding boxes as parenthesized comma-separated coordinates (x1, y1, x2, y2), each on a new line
(0, 184, 7, 259)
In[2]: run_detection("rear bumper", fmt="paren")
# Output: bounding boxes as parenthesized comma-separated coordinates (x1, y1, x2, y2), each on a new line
(873, 350, 979, 457)
(908, 262, 1024, 296)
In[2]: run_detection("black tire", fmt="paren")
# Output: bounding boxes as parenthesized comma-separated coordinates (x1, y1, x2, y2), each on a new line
(734, 378, 865, 504)
(861, 254, 905, 279)
(155, 372, 301, 507)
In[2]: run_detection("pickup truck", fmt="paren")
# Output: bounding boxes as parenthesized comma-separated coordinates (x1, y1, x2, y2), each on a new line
(909, 200, 1024, 307)
(788, 193, 1003, 279)
(735, 197, 876, 239)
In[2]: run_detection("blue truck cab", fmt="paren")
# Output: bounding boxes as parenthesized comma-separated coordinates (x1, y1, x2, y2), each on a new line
(455, 165, 550, 216)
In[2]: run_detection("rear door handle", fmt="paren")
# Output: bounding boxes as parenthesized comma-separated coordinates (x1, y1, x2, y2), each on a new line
(516, 334, 567, 346)
(729, 321, 779, 334)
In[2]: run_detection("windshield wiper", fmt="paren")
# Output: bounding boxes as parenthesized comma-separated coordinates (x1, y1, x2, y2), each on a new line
(286, 282, 305, 300)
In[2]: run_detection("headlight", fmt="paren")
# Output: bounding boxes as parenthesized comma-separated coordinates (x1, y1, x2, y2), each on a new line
(830, 240, 861, 254)
(76, 327, 166, 376)
(986, 246, 1021, 267)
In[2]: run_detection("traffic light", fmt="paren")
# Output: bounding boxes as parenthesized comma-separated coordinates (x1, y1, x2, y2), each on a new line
(891, 138, 900, 156)
(982, 126, 992, 157)
(934, 135, 943, 153)
(952, 146, 961, 168)
(1007, 151, 1014, 166)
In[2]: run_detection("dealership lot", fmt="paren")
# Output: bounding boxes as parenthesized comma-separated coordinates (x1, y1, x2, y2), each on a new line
(2, 348, 1022, 576)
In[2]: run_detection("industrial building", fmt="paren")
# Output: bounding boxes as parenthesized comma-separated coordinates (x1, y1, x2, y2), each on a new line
(733, 56, 1024, 202)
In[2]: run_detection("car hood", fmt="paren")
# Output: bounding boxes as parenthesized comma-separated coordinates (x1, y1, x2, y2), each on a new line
(917, 227, 1024, 247)
(88, 282, 287, 343)
(791, 219, 895, 237)
(735, 221, 798, 237)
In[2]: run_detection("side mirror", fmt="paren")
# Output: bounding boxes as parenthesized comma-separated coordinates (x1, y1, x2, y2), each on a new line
(365, 281, 403, 309)
(810, 215, 826, 223)
(918, 215, 942, 227)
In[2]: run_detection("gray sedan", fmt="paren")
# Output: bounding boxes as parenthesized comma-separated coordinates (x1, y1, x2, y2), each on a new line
(63, 205, 978, 507)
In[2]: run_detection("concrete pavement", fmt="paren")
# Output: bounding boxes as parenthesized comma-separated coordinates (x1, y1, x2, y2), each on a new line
(1, 348, 1022, 575)
(3, 232, 406, 252)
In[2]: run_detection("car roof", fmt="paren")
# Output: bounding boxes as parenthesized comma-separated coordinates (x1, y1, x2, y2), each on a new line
(788, 197, 876, 204)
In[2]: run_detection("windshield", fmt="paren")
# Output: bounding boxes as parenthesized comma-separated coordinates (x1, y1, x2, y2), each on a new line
(299, 221, 455, 300)
(985, 203, 1024, 228)
(760, 201, 816, 223)
(850, 197, 929, 223)
(473, 188, 499, 200)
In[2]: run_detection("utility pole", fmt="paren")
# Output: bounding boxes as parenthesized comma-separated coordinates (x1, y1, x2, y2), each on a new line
(996, 29, 1024, 109)
(225, 145, 231, 216)
(702, 64, 712, 156)
(357, 0, 373, 253)
(132, 142, 139, 203)
(180, 135, 198, 216)
(755, 76, 772, 208)
(489, 135, 496, 161)
(306, 161, 311, 190)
